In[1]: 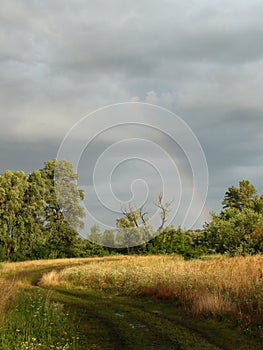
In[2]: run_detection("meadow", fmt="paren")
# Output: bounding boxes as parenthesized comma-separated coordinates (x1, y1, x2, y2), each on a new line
(40, 255, 263, 328)
(0, 254, 262, 349)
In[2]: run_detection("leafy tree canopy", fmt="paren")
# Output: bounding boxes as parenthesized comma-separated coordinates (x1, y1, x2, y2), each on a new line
(222, 180, 257, 211)
(0, 159, 85, 261)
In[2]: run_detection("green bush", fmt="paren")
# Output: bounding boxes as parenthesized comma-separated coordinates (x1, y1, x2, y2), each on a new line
(203, 208, 263, 255)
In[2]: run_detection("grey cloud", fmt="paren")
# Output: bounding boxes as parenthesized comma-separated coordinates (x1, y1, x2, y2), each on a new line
(1, 0, 263, 226)
(0, 138, 59, 173)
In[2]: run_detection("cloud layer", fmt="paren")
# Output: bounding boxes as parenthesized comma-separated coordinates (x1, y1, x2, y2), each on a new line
(1, 0, 263, 227)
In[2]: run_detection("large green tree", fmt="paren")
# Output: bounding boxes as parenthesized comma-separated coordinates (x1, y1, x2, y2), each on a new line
(0, 159, 85, 261)
(222, 180, 257, 211)
(40, 159, 85, 258)
(204, 180, 263, 256)
(0, 170, 29, 260)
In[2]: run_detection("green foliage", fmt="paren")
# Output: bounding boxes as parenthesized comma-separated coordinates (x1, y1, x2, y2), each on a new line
(1, 164, 262, 261)
(87, 224, 102, 244)
(0, 245, 6, 262)
(204, 180, 263, 256)
(113, 207, 206, 258)
(0, 160, 85, 261)
(114, 208, 153, 252)
(204, 209, 263, 256)
(222, 180, 257, 211)
(0, 170, 29, 260)
(41, 160, 85, 258)
(102, 229, 115, 247)
(146, 227, 205, 259)
(116, 209, 139, 228)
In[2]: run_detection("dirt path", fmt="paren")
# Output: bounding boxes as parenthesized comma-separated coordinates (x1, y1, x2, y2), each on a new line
(50, 287, 222, 350)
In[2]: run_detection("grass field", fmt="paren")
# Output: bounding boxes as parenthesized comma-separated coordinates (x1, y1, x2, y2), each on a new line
(0, 254, 262, 349)
(40, 255, 263, 327)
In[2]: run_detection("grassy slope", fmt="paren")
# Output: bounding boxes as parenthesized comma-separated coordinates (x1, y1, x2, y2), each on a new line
(49, 287, 263, 350)
(1, 256, 263, 350)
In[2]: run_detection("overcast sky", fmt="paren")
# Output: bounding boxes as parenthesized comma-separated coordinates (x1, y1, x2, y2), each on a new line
(1, 0, 263, 231)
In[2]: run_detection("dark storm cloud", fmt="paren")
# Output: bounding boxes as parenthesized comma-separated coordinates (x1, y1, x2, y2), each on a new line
(1, 0, 263, 223)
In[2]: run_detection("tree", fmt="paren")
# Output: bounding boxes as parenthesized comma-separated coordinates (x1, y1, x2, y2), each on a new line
(118, 192, 173, 238)
(203, 208, 263, 255)
(102, 229, 115, 247)
(252, 195, 263, 214)
(204, 180, 263, 256)
(114, 193, 173, 252)
(116, 212, 145, 252)
(222, 180, 257, 211)
(155, 193, 173, 231)
(46, 159, 85, 230)
(40, 159, 86, 258)
(87, 224, 102, 244)
(22, 169, 50, 259)
(117, 208, 139, 228)
(116, 204, 156, 249)
(0, 170, 30, 260)
(0, 169, 47, 260)
(0, 159, 86, 261)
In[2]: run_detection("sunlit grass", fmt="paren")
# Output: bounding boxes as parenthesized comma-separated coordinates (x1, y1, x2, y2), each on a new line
(1, 254, 262, 346)
(40, 255, 263, 331)
(1, 255, 125, 275)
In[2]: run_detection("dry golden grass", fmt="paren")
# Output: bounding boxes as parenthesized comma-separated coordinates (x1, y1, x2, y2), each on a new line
(1, 255, 127, 274)
(40, 254, 263, 326)
(0, 278, 17, 325)
(39, 269, 60, 286)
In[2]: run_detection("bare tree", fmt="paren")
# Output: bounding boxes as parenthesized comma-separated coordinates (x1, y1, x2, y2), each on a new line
(121, 205, 139, 227)
(138, 206, 148, 226)
(155, 192, 173, 231)
(119, 192, 173, 238)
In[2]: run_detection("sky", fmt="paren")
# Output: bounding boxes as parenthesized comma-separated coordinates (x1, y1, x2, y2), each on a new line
(1, 0, 263, 233)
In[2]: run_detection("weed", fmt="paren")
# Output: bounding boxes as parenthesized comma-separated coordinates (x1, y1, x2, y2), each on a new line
(0, 289, 79, 350)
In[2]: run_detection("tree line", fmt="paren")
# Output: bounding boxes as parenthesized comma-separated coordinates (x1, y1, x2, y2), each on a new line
(0, 160, 263, 261)
(86, 179, 263, 258)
